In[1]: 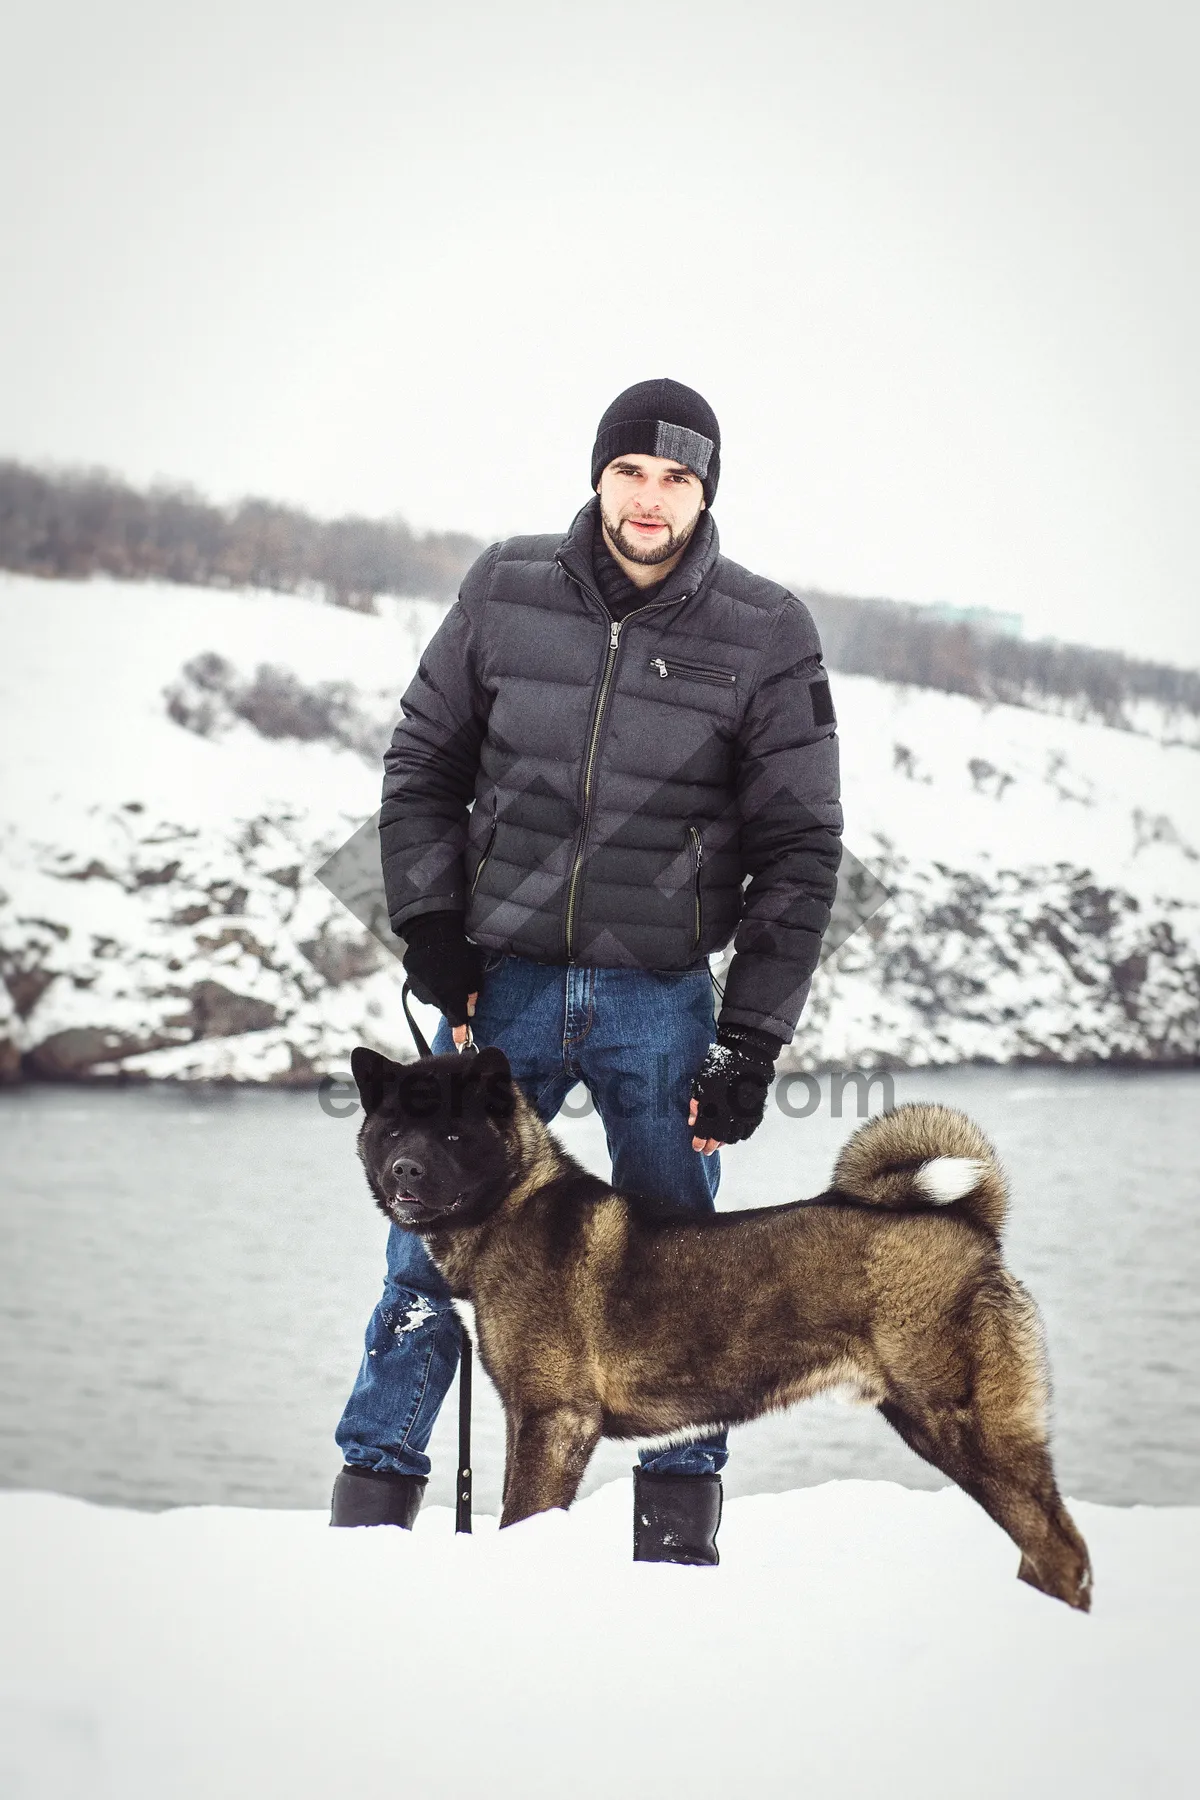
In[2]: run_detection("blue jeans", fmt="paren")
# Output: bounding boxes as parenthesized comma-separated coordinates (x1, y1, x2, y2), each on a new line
(335, 953, 729, 1480)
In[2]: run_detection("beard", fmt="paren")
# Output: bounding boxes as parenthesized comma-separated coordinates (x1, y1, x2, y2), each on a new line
(600, 502, 702, 567)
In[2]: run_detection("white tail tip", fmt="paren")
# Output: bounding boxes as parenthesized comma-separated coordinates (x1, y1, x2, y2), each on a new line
(913, 1156, 987, 1204)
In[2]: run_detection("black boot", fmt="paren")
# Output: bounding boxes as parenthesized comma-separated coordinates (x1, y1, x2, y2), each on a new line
(330, 1465, 428, 1529)
(632, 1468, 722, 1566)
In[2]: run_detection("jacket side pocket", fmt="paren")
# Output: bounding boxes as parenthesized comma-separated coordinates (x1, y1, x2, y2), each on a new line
(470, 797, 499, 896)
(688, 824, 704, 952)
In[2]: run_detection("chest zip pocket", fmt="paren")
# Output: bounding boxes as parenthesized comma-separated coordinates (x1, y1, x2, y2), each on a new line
(651, 656, 737, 687)
(688, 825, 704, 952)
(471, 797, 498, 896)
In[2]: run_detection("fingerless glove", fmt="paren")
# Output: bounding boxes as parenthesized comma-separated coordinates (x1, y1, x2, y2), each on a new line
(689, 1023, 784, 1144)
(399, 912, 484, 1028)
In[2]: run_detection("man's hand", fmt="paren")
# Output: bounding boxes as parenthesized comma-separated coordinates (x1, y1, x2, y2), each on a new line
(688, 1096, 723, 1156)
(688, 1025, 783, 1152)
(452, 994, 477, 1049)
(400, 912, 484, 1030)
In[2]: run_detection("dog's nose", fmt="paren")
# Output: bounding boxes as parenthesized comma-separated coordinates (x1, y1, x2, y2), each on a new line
(391, 1157, 425, 1189)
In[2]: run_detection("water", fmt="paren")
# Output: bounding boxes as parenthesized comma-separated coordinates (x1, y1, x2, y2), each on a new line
(1, 1067, 1197, 1515)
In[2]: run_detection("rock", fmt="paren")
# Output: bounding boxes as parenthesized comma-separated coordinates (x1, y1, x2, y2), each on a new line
(0, 961, 57, 1019)
(298, 929, 384, 986)
(25, 1027, 156, 1077)
(59, 859, 117, 883)
(133, 861, 183, 888)
(185, 980, 279, 1039)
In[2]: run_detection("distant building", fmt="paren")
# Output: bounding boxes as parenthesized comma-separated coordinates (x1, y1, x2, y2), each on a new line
(922, 602, 1023, 639)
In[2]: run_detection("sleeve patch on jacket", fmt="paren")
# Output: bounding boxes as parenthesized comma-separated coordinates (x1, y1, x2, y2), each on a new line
(809, 677, 835, 729)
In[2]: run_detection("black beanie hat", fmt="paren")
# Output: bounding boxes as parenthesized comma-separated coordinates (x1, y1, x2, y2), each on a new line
(591, 378, 721, 507)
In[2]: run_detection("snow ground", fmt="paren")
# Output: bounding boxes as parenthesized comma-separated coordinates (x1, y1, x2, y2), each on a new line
(1, 1481, 1195, 1800)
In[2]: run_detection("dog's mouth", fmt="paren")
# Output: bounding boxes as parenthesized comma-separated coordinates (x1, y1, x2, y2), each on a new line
(384, 1189, 466, 1227)
(386, 1191, 431, 1225)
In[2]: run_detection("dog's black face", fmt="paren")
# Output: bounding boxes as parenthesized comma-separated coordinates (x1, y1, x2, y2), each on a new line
(350, 1044, 516, 1231)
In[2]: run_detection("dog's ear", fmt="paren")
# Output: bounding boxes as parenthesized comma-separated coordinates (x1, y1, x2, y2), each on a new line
(350, 1046, 400, 1116)
(473, 1044, 516, 1118)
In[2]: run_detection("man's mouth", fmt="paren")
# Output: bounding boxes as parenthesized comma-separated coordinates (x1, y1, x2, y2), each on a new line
(627, 518, 666, 534)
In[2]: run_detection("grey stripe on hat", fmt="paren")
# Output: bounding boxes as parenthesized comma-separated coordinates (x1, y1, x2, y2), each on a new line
(653, 421, 713, 478)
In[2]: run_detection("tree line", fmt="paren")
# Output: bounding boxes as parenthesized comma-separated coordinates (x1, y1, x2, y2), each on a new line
(800, 588, 1200, 732)
(0, 459, 480, 608)
(3, 459, 1195, 727)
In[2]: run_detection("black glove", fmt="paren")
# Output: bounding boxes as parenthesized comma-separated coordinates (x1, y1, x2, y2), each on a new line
(399, 912, 484, 1028)
(689, 1024, 783, 1144)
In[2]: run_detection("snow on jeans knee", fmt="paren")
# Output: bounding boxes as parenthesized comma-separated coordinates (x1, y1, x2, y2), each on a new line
(376, 1283, 458, 1442)
(384, 1288, 439, 1337)
(336, 1279, 462, 1478)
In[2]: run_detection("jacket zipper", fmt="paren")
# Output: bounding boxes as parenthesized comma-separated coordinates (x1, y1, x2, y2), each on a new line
(469, 797, 498, 897)
(564, 618, 622, 958)
(562, 589, 693, 960)
(688, 824, 704, 951)
(650, 656, 736, 686)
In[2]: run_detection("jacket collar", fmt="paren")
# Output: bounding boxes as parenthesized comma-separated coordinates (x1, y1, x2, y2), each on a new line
(555, 494, 720, 610)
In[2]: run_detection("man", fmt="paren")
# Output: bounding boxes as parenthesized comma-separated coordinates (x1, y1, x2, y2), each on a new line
(332, 378, 843, 1563)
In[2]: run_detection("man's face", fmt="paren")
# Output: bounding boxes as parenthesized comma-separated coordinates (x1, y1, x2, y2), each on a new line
(596, 454, 706, 568)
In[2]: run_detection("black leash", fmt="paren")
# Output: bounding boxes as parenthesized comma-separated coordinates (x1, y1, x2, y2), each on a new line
(400, 976, 474, 1536)
(400, 977, 435, 1058)
(456, 1329, 473, 1534)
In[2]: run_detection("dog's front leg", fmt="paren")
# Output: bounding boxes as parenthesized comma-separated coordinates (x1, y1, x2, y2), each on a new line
(500, 1405, 602, 1528)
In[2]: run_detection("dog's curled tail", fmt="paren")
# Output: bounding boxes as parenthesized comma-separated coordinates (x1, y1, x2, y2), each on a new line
(831, 1102, 1008, 1238)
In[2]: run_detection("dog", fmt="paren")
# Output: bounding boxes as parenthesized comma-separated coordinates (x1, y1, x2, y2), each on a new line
(349, 1042, 1093, 1609)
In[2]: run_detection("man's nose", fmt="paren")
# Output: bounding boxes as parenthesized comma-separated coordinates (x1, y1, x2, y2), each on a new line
(391, 1156, 425, 1188)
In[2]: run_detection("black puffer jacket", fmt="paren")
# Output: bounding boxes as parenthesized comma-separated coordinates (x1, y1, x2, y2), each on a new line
(379, 498, 842, 1041)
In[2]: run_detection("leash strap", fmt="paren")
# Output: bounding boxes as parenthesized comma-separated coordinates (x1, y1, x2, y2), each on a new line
(400, 978, 434, 1057)
(456, 1327, 473, 1534)
(399, 976, 474, 1534)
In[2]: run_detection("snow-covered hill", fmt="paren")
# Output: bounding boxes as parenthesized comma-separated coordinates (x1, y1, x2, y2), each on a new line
(1, 572, 1197, 1080)
(1, 1481, 1195, 1800)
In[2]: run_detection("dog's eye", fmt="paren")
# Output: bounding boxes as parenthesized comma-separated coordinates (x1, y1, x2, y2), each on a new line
(446, 1133, 459, 1143)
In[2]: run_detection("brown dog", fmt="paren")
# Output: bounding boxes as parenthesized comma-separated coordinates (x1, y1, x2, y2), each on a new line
(350, 1044, 1093, 1609)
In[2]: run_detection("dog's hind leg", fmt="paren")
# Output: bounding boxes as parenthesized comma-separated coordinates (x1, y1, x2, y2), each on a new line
(967, 1286, 1093, 1610)
(978, 1445, 1092, 1613)
(879, 1287, 1093, 1613)
(500, 1405, 603, 1528)
(879, 1274, 1092, 1609)
(880, 1396, 1092, 1611)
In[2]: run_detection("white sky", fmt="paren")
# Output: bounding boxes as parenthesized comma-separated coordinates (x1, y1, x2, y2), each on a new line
(2, 0, 1197, 665)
